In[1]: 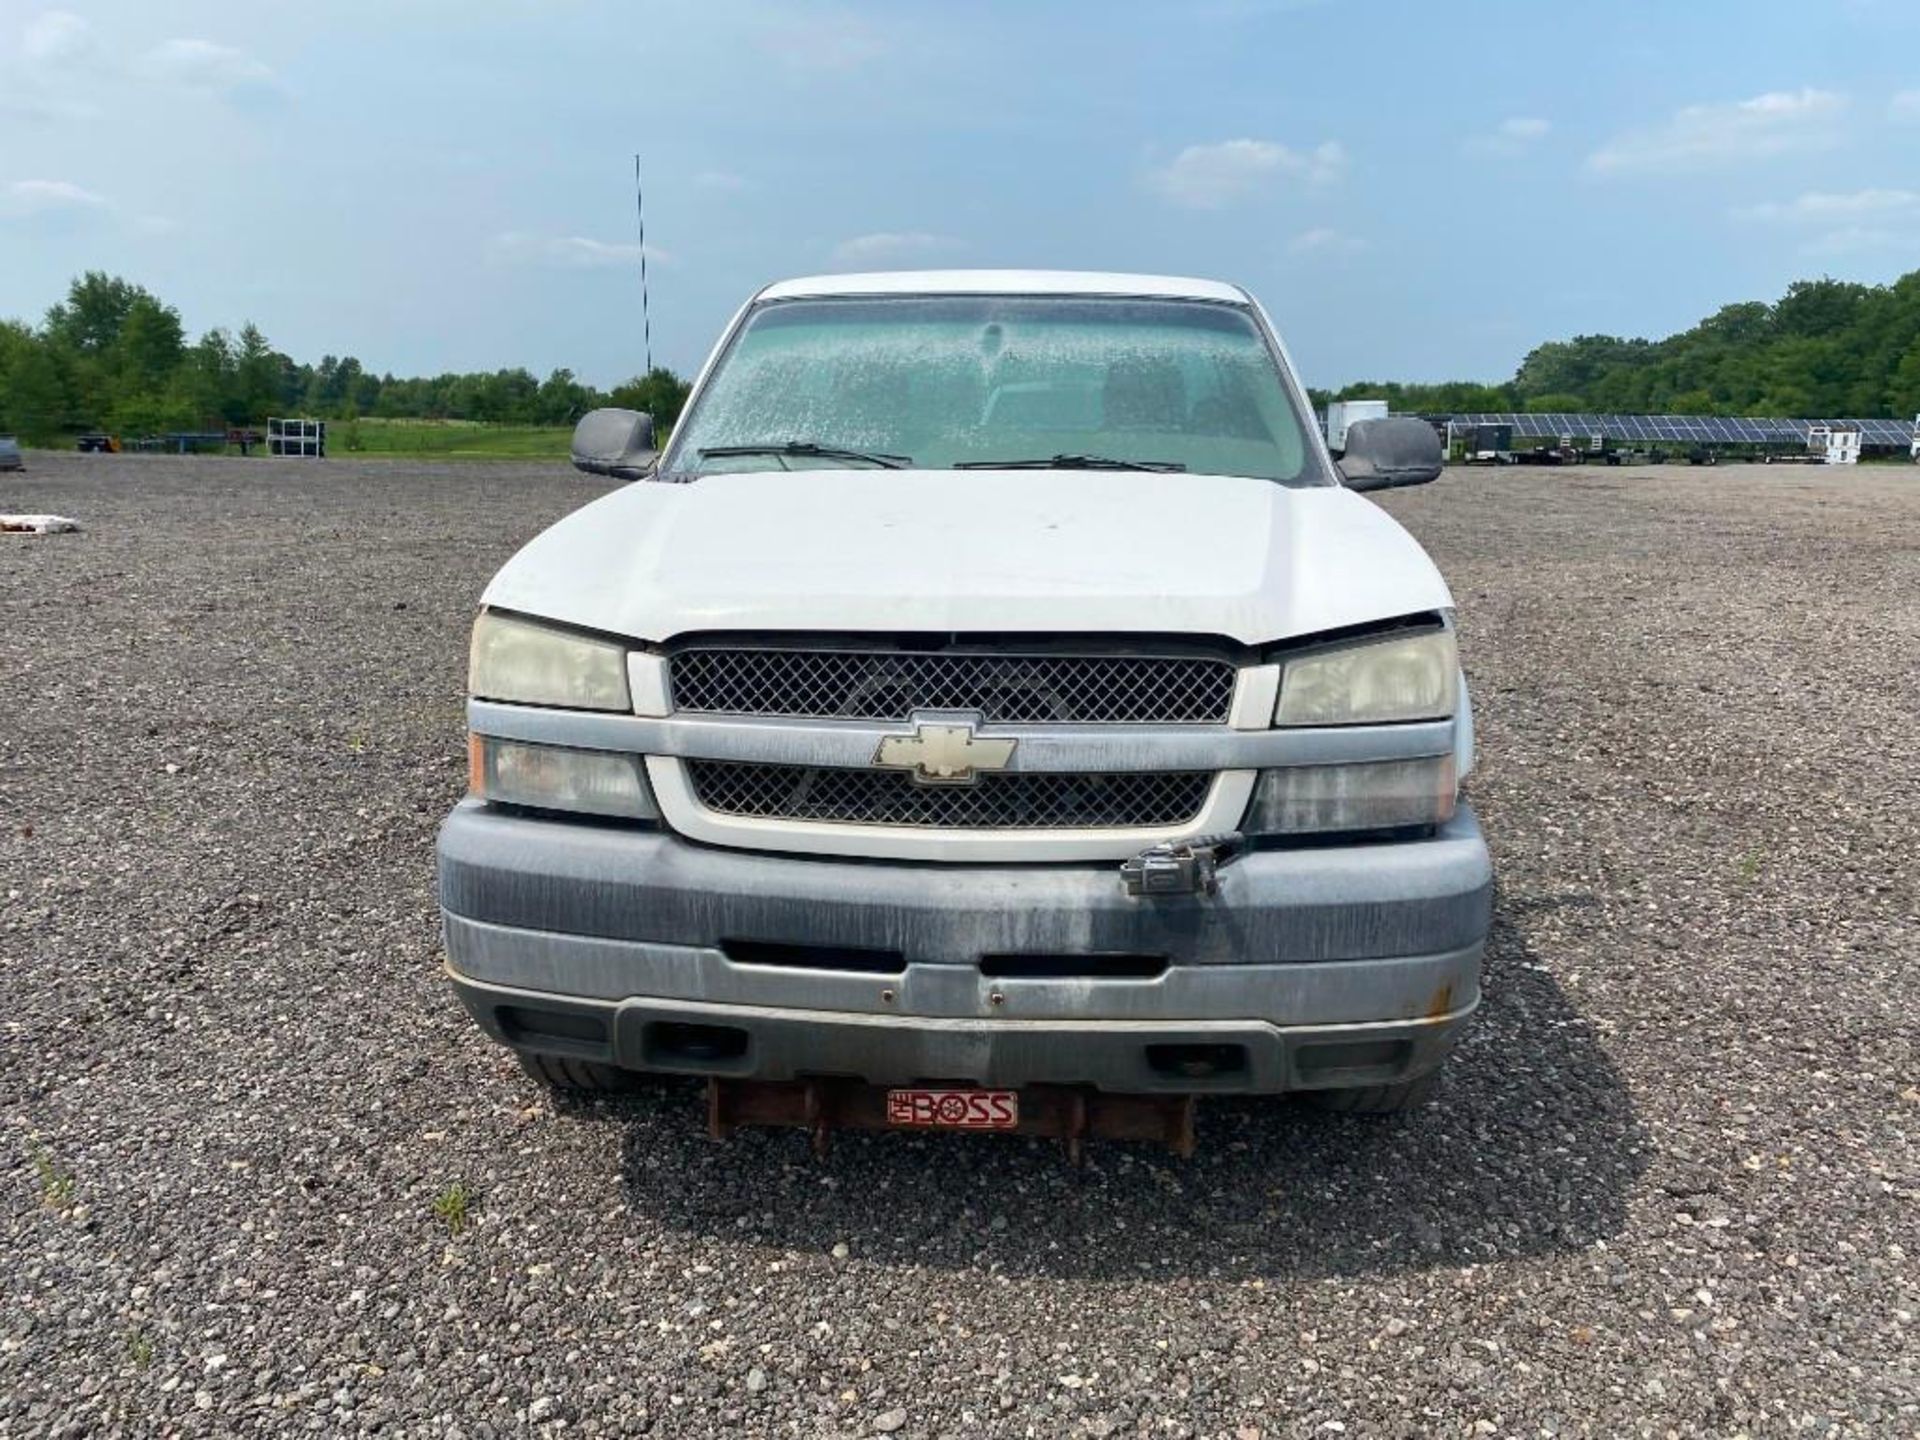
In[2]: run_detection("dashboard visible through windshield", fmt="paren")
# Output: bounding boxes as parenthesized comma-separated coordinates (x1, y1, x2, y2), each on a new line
(661, 294, 1331, 486)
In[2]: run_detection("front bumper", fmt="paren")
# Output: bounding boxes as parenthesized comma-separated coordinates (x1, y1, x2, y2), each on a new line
(437, 799, 1492, 1094)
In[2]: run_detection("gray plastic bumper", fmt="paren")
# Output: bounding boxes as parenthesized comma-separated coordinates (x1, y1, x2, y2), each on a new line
(437, 799, 1492, 1094)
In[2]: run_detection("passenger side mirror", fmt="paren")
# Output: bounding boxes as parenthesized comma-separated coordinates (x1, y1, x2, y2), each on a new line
(571, 408, 657, 479)
(1336, 417, 1443, 492)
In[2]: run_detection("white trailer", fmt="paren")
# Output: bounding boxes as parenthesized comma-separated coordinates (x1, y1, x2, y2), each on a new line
(1807, 425, 1861, 466)
(1324, 399, 1389, 454)
(268, 417, 327, 458)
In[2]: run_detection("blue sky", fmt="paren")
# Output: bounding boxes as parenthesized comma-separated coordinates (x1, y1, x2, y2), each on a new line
(4, 0, 1919, 389)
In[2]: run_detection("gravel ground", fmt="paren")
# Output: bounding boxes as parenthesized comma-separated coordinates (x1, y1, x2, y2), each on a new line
(2, 452, 1915, 1439)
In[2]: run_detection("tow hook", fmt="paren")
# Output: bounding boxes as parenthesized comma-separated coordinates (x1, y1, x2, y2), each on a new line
(1119, 832, 1246, 898)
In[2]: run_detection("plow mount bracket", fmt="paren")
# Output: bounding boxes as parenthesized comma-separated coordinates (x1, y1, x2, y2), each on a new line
(1120, 832, 1245, 897)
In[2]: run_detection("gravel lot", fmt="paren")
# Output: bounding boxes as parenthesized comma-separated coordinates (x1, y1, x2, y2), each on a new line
(3, 452, 1915, 1438)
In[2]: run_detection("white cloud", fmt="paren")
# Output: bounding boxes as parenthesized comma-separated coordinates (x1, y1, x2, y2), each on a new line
(1146, 139, 1347, 209)
(22, 10, 94, 63)
(1891, 90, 1920, 122)
(1467, 115, 1551, 156)
(489, 232, 667, 269)
(3, 11, 100, 121)
(142, 38, 283, 102)
(1588, 89, 1846, 174)
(829, 231, 963, 265)
(694, 170, 748, 191)
(0, 89, 92, 123)
(0, 178, 178, 234)
(1802, 226, 1904, 253)
(1736, 188, 1920, 223)
(1289, 226, 1367, 256)
(1734, 188, 1920, 255)
(2, 179, 112, 217)
(760, 11, 885, 71)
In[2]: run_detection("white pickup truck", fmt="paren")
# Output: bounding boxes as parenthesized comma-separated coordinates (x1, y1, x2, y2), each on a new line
(439, 270, 1490, 1144)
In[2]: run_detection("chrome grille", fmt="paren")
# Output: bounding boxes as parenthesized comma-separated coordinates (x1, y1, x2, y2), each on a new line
(686, 762, 1212, 830)
(669, 647, 1236, 725)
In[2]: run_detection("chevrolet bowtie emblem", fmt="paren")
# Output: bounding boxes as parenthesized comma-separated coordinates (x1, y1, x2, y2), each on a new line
(873, 721, 1017, 785)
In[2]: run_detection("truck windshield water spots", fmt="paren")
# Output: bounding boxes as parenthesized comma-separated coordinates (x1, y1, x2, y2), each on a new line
(664, 295, 1327, 485)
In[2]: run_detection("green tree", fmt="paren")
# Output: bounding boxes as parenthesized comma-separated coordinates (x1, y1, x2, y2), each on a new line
(1689, 301, 1773, 348)
(1888, 343, 1920, 419)
(176, 328, 238, 425)
(0, 320, 33, 426)
(109, 390, 194, 437)
(608, 367, 692, 431)
(1513, 335, 1656, 401)
(44, 272, 150, 355)
(5, 272, 709, 440)
(234, 323, 279, 422)
(534, 367, 598, 425)
(115, 294, 186, 396)
(2, 338, 73, 442)
(1772, 279, 1870, 339)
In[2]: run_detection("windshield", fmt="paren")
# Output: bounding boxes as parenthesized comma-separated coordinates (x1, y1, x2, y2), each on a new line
(662, 294, 1329, 485)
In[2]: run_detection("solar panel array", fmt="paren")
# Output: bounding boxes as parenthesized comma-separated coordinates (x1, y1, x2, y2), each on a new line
(1448, 413, 1916, 446)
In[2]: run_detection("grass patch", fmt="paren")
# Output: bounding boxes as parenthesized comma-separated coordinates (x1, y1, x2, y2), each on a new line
(432, 1180, 475, 1235)
(338, 418, 572, 461)
(128, 1330, 154, 1370)
(26, 1138, 75, 1211)
(1735, 847, 1764, 888)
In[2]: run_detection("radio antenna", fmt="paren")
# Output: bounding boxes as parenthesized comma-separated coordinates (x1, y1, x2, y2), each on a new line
(633, 154, 653, 375)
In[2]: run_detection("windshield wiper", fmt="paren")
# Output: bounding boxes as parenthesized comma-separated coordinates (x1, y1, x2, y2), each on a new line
(697, 442, 912, 470)
(952, 453, 1187, 472)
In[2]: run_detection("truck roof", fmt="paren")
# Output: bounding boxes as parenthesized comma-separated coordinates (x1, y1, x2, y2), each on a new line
(758, 270, 1250, 304)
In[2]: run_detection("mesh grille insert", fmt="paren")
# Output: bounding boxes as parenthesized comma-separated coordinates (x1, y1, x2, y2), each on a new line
(669, 647, 1235, 725)
(686, 762, 1212, 830)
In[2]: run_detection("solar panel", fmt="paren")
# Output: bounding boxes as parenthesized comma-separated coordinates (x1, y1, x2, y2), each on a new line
(1447, 413, 1917, 448)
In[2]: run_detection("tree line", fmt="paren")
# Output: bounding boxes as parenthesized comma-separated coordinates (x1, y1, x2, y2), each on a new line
(1312, 269, 1920, 419)
(0, 272, 691, 443)
(9, 266, 1917, 444)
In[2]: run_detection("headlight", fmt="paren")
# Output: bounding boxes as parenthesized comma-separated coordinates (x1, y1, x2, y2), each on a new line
(1243, 755, 1456, 835)
(1275, 628, 1458, 727)
(469, 735, 657, 819)
(470, 611, 630, 711)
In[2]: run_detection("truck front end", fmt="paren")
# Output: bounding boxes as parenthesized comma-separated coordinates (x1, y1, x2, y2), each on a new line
(438, 271, 1491, 1137)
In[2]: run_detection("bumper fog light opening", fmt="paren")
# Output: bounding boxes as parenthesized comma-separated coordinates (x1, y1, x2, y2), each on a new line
(470, 734, 658, 820)
(1243, 754, 1457, 837)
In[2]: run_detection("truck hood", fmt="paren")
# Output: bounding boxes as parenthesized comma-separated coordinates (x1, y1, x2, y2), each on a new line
(482, 468, 1452, 646)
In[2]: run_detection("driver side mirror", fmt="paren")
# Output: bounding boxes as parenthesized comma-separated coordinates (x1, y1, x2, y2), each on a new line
(1337, 416, 1443, 492)
(571, 408, 657, 479)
